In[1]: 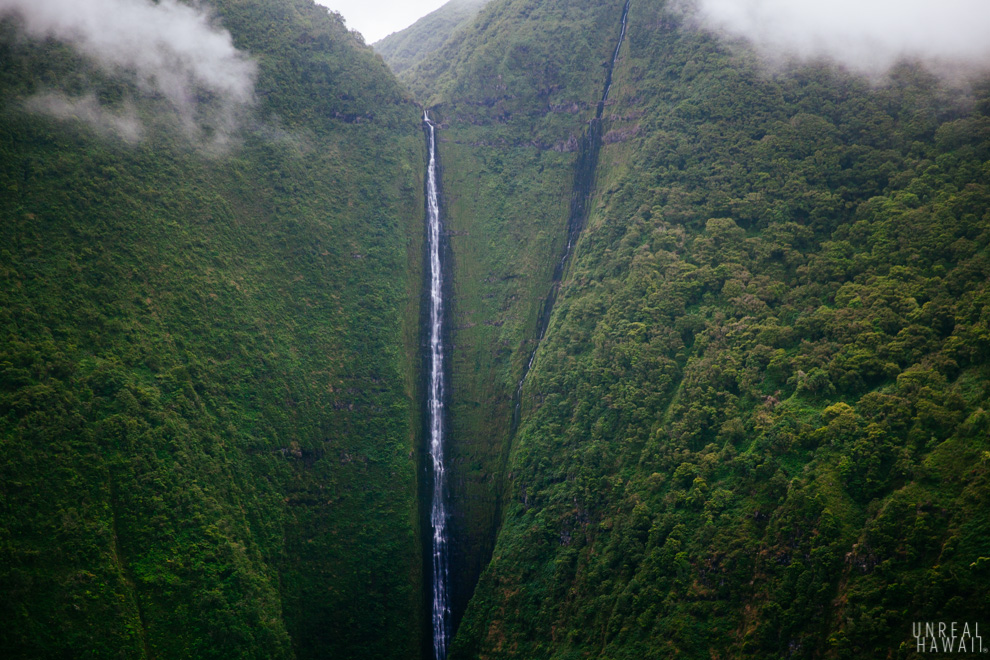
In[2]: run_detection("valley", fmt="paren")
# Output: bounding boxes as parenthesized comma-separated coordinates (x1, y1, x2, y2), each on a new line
(1, 0, 988, 658)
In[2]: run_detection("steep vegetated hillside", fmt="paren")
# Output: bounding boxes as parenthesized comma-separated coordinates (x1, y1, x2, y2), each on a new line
(397, 0, 635, 630)
(4, 0, 990, 657)
(374, 0, 490, 76)
(434, 1, 990, 658)
(0, 0, 426, 658)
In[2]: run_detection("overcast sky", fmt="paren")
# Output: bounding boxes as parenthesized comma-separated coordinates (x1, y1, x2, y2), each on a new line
(314, 0, 449, 43)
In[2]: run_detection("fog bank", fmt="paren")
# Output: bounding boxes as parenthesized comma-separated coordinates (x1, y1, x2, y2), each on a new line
(695, 0, 990, 74)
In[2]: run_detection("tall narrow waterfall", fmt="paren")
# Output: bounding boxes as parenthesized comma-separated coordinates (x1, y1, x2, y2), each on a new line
(424, 111, 450, 660)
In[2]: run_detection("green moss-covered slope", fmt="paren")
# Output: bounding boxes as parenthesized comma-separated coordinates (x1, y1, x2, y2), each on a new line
(403, 0, 635, 628)
(447, 1, 990, 658)
(4, 0, 990, 656)
(0, 0, 426, 658)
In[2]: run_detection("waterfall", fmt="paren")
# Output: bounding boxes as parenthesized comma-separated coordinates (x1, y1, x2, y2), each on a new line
(424, 110, 450, 660)
(424, 2, 633, 648)
(600, 0, 630, 109)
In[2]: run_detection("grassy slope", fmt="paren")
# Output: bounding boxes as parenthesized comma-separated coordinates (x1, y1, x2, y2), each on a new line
(452, 1, 990, 658)
(399, 0, 632, 627)
(374, 0, 490, 76)
(0, 0, 426, 658)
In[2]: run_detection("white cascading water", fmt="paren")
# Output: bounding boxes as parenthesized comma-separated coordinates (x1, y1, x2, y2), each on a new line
(428, 3, 633, 647)
(424, 110, 450, 660)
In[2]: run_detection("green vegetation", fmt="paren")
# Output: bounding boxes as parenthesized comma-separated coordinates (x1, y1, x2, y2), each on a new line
(443, 1, 990, 658)
(397, 0, 632, 625)
(0, 0, 426, 658)
(3, 0, 990, 657)
(374, 0, 490, 76)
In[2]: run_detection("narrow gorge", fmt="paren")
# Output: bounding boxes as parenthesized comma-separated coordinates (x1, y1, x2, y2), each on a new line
(420, 3, 637, 650)
(2, 0, 989, 658)
(424, 111, 451, 660)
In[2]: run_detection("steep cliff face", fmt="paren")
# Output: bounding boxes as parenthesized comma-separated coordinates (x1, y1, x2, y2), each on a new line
(0, 1, 426, 657)
(434, 1, 990, 658)
(3, 0, 990, 657)
(395, 0, 635, 633)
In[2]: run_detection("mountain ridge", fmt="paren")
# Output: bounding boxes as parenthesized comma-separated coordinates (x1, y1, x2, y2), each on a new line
(374, 0, 490, 76)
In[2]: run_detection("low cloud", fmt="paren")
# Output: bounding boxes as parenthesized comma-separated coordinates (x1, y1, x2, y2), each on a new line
(0, 0, 256, 144)
(26, 92, 143, 142)
(694, 0, 990, 75)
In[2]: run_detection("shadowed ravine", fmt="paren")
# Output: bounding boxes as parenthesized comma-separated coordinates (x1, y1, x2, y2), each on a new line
(512, 0, 632, 429)
(421, 4, 632, 656)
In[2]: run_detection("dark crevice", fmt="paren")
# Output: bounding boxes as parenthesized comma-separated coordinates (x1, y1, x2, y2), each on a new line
(511, 0, 631, 432)
(437, 3, 633, 653)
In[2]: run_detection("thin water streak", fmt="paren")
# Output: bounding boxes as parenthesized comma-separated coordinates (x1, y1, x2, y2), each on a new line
(513, 0, 632, 418)
(601, 0, 631, 106)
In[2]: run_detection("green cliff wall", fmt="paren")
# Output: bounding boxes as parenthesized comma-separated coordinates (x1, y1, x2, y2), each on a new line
(448, 1, 990, 658)
(3, 0, 989, 657)
(399, 0, 633, 630)
(0, 1, 427, 657)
